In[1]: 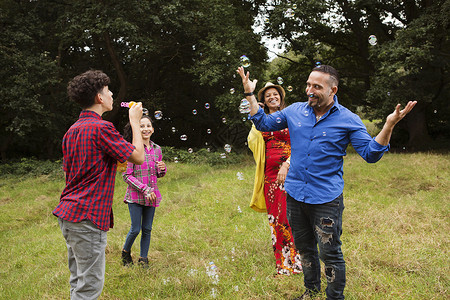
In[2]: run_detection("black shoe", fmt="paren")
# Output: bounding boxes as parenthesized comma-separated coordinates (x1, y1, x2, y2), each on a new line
(122, 250, 133, 266)
(293, 289, 317, 300)
(138, 257, 149, 268)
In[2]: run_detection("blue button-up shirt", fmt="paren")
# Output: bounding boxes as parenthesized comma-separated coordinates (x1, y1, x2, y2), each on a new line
(249, 96, 389, 204)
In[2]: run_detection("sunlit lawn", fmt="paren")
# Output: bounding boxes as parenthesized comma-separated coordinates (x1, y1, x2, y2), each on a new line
(0, 152, 448, 299)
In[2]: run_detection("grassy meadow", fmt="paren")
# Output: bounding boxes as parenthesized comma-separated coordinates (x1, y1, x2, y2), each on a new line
(0, 152, 449, 299)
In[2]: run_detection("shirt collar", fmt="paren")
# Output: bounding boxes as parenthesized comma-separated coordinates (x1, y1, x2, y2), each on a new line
(331, 95, 341, 112)
(79, 110, 102, 119)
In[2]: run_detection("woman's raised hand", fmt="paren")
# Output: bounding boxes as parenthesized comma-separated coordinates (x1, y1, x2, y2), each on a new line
(237, 66, 257, 93)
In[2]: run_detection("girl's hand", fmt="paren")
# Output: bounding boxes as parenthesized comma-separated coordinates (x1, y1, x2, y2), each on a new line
(145, 191, 157, 203)
(156, 161, 166, 172)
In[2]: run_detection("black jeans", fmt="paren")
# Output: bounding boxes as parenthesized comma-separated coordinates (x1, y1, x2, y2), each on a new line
(286, 193, 346, 300)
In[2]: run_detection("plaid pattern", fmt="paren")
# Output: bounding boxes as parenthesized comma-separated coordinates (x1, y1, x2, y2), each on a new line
(53, 110, 135, 231)
(123, 141, 166, 207)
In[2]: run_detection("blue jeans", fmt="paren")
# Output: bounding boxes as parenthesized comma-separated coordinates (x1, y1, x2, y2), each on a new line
(58, 218, 107, 300)
(286, 193, 346, 300)
(123, 203, 156, 258)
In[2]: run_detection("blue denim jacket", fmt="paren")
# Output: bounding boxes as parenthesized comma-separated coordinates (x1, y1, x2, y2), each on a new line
(249, 96, 389, 204)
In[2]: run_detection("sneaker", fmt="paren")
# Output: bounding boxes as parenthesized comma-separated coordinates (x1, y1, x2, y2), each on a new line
(138, 257, 149, 268)
(122, 250, 133, 266)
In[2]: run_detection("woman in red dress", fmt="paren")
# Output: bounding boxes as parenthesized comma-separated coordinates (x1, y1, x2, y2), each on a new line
(248, 82, 302, 275)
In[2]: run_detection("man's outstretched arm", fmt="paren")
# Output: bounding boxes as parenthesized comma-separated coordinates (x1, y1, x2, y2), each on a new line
(375, 101, 417, 146)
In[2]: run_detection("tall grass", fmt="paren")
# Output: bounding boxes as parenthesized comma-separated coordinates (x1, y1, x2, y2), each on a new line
(0, 153, 448, 299)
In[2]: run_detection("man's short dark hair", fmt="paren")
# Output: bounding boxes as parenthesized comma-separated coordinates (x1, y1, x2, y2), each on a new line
(312, 65, 339, 87)
(67, 70, 111, 108)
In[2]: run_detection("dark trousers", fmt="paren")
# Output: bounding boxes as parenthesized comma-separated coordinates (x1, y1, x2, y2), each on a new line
(286, 193, 346, 300)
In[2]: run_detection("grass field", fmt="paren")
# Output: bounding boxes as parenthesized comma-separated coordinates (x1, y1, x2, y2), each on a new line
(0, 152, 449, 299)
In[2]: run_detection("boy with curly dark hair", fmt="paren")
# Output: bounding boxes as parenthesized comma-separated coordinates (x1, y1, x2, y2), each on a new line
(53, 70, 145, 299)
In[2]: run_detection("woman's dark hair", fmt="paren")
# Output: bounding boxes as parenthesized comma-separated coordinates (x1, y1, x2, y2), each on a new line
(67, 70, 110, 108)
(123, 115, 153, 143)
(263, 86, 287, 114)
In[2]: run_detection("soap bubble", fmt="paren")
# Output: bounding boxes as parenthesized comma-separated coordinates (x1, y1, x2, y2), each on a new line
(284, 8, 294, 18)
(287, 86, 293, 92)
(292, 4, 297, 9)
(174, 157, 178, 163)
(154, 110, 163, 120)
(277, 77, 284, 84)
(236, 172, 244, 180)
(387, 92, 391, 96)
(229, 88, 235, 94)
(264, 18, 269, 24)
(207, 147, 211, 152)
(224, 144, 232, 152)
(239, 98, 250, 114)
(242, 117, 246, 122)
(188, 148, 193, 153)
(204, 103, 210, 109)
(240, 55, 251, 68)
(237, 206, 242, 213)
(368, 35, 377, 46)
(192, 109, 197, 115)
(388, 30, 392, 34)
(222, 117, 227, 123)
(207, 129, 212, 134)
(434, 110, 437, 113)
(192, 45, 196, 50)
(323, 131, 327, 136)
(210, 288, 217, 298)
(180, 134, 187, 141)
(297, 121, 302, 127)
(315, 61, 321, 66)
(171, 127, 176, 133)
(227, 50, 231, 56)
(276, 117, 282, 123)
(220, 153, 226, 159)
(142, 108, 149, 116)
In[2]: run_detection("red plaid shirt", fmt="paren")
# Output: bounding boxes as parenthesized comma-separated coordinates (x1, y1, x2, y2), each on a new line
(53, 110, 135, 231)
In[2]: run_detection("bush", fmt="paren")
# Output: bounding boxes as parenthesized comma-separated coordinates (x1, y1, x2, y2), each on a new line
(0, 158, 63, 178)
(161, 146, 252, 166)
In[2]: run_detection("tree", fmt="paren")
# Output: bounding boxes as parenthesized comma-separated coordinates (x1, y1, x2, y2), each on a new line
(0, 0, 267, 159)
(367, 0, 450, 149)
(0, 0, 69, 160)
(260, 0, 450, 149)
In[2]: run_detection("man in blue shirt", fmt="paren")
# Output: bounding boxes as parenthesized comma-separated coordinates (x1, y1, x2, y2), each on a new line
(237, 65, 416, 299)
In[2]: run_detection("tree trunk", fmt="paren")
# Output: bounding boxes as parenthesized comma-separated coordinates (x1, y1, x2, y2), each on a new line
(0, 133, 12, 161)
(102, 32, 127, 124)
(405, 105, 432, 150)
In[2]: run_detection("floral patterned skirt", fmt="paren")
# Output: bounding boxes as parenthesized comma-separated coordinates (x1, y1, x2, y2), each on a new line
(265, 181, 302, 275)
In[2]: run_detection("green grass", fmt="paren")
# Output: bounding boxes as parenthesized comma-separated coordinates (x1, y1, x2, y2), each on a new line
(0, 153, 449, 299)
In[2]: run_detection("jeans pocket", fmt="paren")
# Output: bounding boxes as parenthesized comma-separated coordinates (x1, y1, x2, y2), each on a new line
(322, 194, 343, 208)
(66, 228, 94, 261)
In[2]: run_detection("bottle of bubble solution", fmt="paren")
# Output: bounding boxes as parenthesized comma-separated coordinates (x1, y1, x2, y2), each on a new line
(120, 102, 148, 115)
(121, 101, 136, 108)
